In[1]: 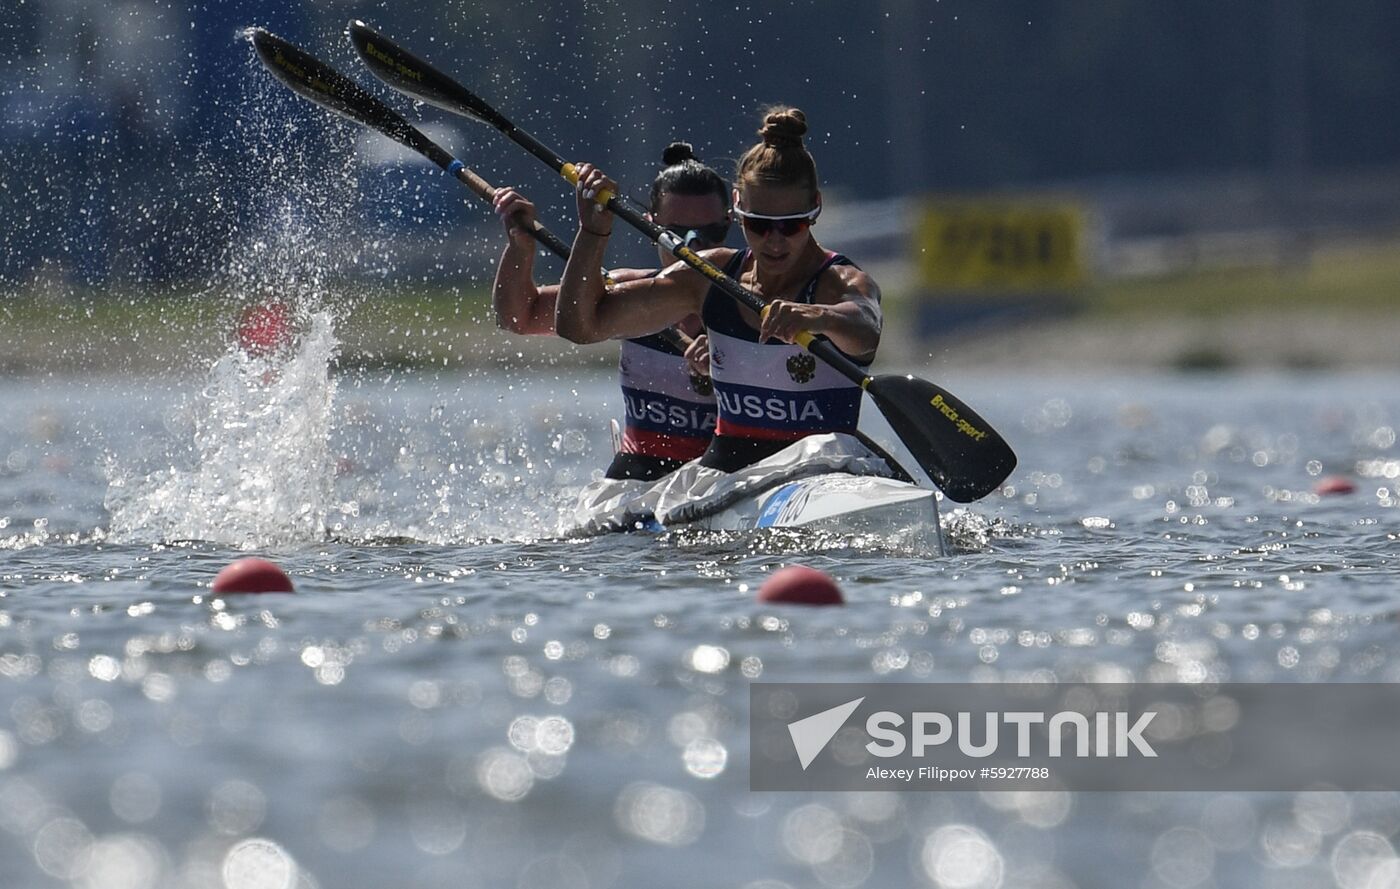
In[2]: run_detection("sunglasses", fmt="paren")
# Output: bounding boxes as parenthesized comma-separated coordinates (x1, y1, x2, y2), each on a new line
(733, 204, 820, 237)
(663, 221, 731, 247)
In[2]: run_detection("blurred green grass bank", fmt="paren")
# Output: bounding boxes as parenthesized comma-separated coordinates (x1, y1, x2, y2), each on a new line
(3, 238, 1396, 376)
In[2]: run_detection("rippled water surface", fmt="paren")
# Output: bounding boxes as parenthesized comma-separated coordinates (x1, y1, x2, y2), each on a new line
(3, 354, 1400, 888)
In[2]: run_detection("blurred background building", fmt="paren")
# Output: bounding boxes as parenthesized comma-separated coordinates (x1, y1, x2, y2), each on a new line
(2, 0, 1398, 297)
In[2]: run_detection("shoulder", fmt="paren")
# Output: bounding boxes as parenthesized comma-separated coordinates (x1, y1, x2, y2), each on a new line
(814, 259, 880, 304)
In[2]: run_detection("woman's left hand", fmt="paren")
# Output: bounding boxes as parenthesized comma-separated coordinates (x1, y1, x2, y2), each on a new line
(759, 300, 826, 344)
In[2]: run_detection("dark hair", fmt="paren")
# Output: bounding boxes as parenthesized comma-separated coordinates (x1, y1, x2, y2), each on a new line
(649, 141, 729, 213)
(736, 106, 818, 197)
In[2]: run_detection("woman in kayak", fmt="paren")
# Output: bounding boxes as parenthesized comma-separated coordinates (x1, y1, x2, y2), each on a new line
(491, 143, 730, 481)
(555, 106, 882, 473)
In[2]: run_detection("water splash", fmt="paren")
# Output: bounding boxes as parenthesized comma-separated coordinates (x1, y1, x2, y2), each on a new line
(105, 313, 338, 548)
(95, 50, 370, 548)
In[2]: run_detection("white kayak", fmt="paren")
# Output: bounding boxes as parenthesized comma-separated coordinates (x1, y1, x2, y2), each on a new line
(569, 433, 944, 552)
(682, 471, 942, 548)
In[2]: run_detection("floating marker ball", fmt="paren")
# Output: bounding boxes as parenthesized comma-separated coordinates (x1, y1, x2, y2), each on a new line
(1313, 475, 1356, 496)
(757, 565, 844, 606)
(212, 558, 295, 594)
(237, 302, 293, 357)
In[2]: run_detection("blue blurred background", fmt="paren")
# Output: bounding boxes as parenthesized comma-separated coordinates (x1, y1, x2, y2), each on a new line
(2, 0, 1398, 290)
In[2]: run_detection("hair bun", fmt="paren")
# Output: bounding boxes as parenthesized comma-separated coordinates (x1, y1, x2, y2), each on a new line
(759, 108, 807, 148)
(661, 141, 697, 166)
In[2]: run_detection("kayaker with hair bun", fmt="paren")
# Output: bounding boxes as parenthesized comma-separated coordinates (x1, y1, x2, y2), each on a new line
(491, 142, 731, 481)
(556, 106, 883, 474)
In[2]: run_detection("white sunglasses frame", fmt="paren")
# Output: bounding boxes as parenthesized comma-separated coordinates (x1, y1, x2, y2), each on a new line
(731, 202, 821, 224)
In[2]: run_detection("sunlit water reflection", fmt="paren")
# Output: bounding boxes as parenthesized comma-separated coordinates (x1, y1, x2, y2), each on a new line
(3, 364, 1400, 888)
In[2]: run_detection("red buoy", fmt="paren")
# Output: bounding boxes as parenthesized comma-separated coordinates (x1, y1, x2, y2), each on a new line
(212, 558, 295, 594)
(1313, 475, 1356, 496)
(756, 565, 844, 606)
(236, 302, 293, 357)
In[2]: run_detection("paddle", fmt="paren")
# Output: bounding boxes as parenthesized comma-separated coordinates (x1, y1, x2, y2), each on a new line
(246, 27, 694, 352)
(246, 28, 573, 261)
(347, 20, 1015, 502)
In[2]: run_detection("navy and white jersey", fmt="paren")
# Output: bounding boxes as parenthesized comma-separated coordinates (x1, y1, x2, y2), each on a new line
(616, 270, 717, 460)
(617, 333, 717, 460)
(701, 249, 869, 441)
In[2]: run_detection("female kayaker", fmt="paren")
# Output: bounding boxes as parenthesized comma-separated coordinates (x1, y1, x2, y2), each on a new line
(490, 143, 730, 481)
(555, 107, 882, 473)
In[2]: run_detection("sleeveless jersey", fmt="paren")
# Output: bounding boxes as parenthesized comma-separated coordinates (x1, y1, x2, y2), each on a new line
(617, 271, 717, 460)
(701, 249, 869, 441)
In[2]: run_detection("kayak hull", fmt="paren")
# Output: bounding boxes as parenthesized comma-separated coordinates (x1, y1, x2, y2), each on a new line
(675, 472, 943, 552)
(573, 433, 944, 551)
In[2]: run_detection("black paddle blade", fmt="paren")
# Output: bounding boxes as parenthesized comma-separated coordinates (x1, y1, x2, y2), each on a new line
(247, 27, 424, 153)
(866, 375, 1016, 502)
(347, 21, 504, 130)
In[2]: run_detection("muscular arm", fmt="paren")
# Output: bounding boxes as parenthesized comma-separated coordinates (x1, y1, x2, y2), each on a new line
(492, 240, 558, 335)
(490, 187, 556, 335)
(557, 248, 709, 344)
(759, 264, 883, 362)
(554, 163, 710, 344)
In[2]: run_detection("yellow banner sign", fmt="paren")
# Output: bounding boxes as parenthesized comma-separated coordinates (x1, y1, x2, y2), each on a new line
(916, 200, 1086, 292)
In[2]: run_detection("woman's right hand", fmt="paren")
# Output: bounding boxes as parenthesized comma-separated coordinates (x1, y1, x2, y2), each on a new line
(573, 163, 615, 237)
(493, 187, 537, 249)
